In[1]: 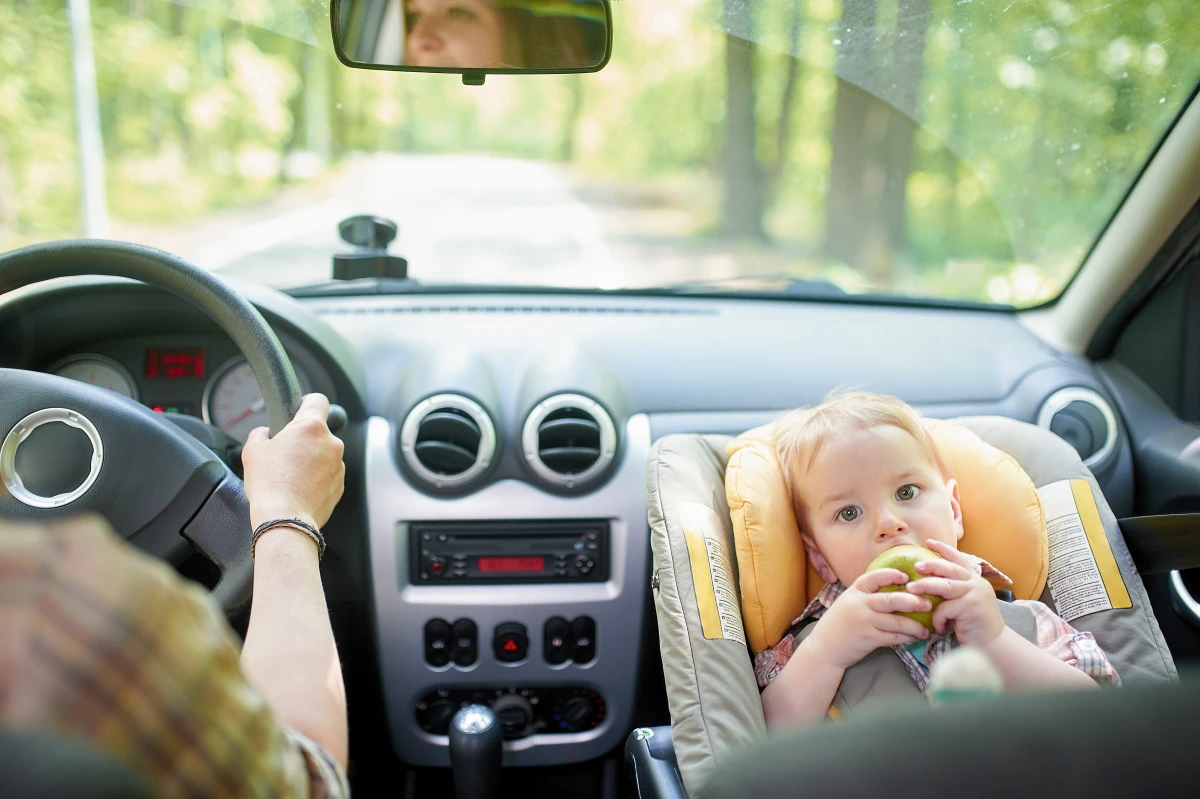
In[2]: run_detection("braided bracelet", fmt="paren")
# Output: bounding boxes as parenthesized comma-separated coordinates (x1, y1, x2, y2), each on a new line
(252, 518, 326, 560)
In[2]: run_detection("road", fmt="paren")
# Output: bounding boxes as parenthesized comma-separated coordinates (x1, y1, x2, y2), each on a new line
(115, 153, 763, 291)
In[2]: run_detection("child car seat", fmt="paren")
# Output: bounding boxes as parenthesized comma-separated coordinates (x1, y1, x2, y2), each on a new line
(636, 417, 1177, 798)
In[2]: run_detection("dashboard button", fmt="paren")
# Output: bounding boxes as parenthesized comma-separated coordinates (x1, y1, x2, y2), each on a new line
(451, 618, 478, 666)
(492, 695, 534, 739)
(571, 616, 596, 664)
(493, 622, 528, 662)
(424, 619, 452, 667)
(543, 617, 571, 665)
(561, 694, 599, 732)
(416, 698, 457, 735)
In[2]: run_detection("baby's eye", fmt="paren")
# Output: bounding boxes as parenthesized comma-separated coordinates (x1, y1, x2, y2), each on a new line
(837, 506, 860, 522)
(896, 484, 921, 501)
(447, 6, 477, 21)
(405, 12, 422, 29)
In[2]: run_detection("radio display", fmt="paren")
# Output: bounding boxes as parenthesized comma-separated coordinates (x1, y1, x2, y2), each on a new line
(477, 556, 545, 574)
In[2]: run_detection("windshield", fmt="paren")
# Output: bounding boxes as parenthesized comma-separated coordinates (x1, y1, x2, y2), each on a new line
(2, 1, 1198, 307)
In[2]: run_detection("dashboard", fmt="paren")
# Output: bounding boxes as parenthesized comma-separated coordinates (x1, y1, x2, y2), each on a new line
(0, 276, 1137, 770)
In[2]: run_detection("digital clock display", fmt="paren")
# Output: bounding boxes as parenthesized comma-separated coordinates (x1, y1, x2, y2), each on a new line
(477, 556, 545, 573)
(145, 348, 205, 379)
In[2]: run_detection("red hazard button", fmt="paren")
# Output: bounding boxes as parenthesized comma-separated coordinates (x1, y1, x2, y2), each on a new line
(493, 622, 528, 662)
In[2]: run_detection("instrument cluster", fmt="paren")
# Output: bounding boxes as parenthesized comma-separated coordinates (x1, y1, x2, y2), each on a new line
(45, 341, 319, 443)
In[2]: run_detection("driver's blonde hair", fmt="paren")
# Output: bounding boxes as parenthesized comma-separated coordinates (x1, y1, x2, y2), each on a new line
(772, 391, 949, 529)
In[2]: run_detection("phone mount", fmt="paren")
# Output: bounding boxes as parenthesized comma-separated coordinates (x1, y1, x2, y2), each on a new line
(332, 215, 409, 280)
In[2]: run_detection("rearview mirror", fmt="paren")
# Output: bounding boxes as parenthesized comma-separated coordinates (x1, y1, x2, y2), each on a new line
(331, 0, 612, 82)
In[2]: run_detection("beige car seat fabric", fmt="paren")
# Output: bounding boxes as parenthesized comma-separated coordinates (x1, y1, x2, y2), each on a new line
(953, 416, 1177, 684)
(646, 434, 765, 797)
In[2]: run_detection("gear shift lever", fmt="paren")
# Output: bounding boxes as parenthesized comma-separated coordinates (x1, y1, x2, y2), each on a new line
(449, 704, 502, 799)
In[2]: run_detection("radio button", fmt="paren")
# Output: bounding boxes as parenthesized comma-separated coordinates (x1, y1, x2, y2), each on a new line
(493, 622, 529, 663)
(544, 617, 571, 665)
(571, 617, 596, 664)
(424, 619, 452, 667)
(451, 618, 478, 666)
(429, 557, 445, 576)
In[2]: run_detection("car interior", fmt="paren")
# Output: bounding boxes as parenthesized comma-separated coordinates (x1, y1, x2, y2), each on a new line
(2, 1, 1200, 797)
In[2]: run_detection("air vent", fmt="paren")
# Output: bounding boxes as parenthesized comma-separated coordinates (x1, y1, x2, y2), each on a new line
(399, 394, 496, 489)
(522, 394, 617, 489)
(1036, 387, 1117, 470)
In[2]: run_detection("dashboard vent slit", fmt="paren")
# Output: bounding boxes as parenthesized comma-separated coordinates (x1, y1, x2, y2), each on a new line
(539, 446, 603, 474)
(413, 441, 477, 474)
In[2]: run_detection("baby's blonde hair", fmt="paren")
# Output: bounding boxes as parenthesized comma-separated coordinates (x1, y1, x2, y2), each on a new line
(772, 391, 949, 529)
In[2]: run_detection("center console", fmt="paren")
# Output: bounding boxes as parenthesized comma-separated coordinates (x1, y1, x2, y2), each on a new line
(365, 414, 652, 767)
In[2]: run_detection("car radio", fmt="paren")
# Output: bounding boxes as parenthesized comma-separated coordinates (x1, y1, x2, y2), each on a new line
(411, 520, 608, 584)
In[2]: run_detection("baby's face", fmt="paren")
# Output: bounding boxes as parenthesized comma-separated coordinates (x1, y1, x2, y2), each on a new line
(799, 424, 963, 586)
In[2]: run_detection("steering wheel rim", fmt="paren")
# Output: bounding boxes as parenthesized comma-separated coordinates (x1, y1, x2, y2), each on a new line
(0, 238, 304, 613)
(0, 239, 302, 432)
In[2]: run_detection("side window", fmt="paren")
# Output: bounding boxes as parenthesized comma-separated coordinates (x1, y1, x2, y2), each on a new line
(1110, 259, 1198, 419)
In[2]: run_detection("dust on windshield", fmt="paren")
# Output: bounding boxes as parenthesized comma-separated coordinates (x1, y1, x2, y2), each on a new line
(2, 0, 1198, 307)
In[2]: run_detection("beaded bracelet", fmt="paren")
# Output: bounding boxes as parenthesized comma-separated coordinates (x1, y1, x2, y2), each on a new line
(252, 517, 326, 560)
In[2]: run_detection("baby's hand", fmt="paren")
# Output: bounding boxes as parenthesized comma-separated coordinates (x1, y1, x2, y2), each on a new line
(809, 568, 931, 670)
(905, 539, 1005, 646)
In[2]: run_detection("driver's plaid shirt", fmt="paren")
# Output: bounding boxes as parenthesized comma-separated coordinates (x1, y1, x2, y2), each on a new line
(0, 516, 349, 798)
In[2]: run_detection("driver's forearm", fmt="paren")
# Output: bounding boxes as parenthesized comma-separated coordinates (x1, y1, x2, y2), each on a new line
(240, 531, 348, 768)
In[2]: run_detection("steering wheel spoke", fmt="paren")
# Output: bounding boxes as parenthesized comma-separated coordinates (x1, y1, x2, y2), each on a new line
(181, 476, 255, 611)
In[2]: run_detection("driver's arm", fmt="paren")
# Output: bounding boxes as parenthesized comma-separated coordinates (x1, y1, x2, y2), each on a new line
(239, 393, 349, 768)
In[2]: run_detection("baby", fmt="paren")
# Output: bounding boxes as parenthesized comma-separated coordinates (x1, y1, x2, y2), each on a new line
(758, 392, 1118, 730)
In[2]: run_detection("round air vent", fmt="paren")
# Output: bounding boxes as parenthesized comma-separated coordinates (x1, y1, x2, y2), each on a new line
(1036, 387, 1117, 469)
(399, 394, 496, 489)
(522, 394, 617, 489)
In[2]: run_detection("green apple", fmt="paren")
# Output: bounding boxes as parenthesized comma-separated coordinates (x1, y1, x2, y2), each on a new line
(866, 544, 942, 631)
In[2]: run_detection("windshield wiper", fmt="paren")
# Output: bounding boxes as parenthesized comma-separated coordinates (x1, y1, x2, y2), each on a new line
(285, 273, 850, 299)
(650, 273, 846, 298)
(286, 277, 426, 297)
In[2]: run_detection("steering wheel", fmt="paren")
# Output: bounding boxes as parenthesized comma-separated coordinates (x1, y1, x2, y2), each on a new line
(0, 239, 308, 613)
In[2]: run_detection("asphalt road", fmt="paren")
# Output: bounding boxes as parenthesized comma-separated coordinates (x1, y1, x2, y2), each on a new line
(120, 153, 752, 292)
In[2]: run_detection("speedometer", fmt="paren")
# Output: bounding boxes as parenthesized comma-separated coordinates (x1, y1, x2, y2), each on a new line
(51, 354, 139, 400)
(202, 357, 311, 443)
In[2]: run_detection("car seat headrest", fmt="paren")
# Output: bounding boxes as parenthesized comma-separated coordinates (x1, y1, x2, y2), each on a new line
(726, 418, 1047, 654)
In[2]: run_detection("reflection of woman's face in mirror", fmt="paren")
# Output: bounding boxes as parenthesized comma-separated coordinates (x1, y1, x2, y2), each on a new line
(404, 0, 506, 69)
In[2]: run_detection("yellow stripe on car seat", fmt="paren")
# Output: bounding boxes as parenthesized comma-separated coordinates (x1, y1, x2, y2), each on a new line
(1070, 479, 1131, 610)
(678, 502, 745, 644)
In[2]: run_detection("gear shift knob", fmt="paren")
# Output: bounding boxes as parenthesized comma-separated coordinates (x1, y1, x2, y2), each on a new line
(449, 704, 502, 799)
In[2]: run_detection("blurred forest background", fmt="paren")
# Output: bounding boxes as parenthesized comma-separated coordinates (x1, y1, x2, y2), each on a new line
(1, 0, 1198, 304)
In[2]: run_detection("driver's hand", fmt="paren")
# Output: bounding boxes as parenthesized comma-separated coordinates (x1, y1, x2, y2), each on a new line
(242, 393, 345, 531)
